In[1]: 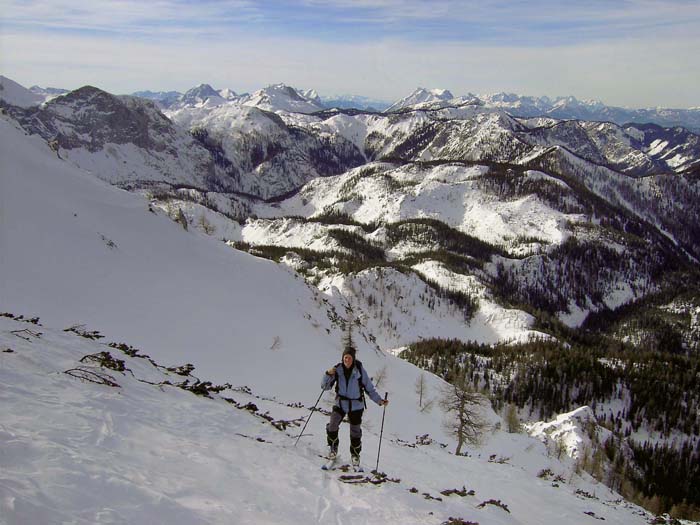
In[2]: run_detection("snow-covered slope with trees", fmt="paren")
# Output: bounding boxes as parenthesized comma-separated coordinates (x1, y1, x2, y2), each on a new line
(1, 316, 653, 525)
(3, 73, 700, 521)
(166, 101, 365, 199)
(0, 103, 657, 525)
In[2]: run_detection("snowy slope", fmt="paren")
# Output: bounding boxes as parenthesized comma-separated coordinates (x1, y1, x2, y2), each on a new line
(316, 265, 549, 350)
(0, 114, 342, 395)
(1, 316, 654, 525)
(257, 162, 581, 249)
(0, 112, 456, 441)
(528, 407, 614, 462)
(240, 161, 610, 338)
(0, 75, 45, 107)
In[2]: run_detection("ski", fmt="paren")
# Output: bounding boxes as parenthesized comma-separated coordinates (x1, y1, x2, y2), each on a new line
(338, 474, 366, 483)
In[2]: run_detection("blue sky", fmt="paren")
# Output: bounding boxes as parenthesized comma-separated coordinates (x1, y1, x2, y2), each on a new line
(1, 0, 699, 107)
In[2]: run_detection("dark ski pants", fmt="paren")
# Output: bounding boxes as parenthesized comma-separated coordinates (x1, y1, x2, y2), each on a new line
(326, 406, 363, 457)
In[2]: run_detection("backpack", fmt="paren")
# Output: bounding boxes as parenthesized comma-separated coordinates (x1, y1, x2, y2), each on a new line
(334, 359, 367, 409)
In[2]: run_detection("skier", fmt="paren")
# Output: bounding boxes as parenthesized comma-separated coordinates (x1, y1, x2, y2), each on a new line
(322, 346, 388, 468)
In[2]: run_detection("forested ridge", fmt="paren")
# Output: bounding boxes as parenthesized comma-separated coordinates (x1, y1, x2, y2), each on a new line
(401, 337, 700, 519)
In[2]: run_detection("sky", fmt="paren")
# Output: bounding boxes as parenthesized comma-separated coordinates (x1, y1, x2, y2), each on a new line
(1, 0, 699, 108)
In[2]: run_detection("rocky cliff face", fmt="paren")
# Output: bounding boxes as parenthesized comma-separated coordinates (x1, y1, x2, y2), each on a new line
(5, 86, 235, 191)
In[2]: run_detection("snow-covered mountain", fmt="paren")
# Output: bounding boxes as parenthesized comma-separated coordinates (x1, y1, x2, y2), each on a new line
(134, 83, 324, 114)
(177, 83, 229, 107)
(131, 89, 183, 108)
(240, 158, 692, 328)
(0, 74, 46, 107)
(3, 72, 700, 519)
(320, 94, 391, 112)
(240, 83, 326, 114)
(390, 88, 700, 133)
(3, 75, 698, 312)
(165, 103, 365, 199)
(386, 87, 457, 112)
(29, 84, 69, 102)
(0, 113, 658, 525)
(3, 85, 235, 192)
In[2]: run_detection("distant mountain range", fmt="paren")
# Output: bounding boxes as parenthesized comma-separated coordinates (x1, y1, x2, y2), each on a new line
(135, 83, 700, 133)
(388, 88, 700, 133)
(7, 75, 699, 132)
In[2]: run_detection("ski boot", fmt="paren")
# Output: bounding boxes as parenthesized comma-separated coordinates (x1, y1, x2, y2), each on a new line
(351, 454, 363, 472)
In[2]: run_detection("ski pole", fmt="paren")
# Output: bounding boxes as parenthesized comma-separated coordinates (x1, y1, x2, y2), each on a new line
(294, 388, 325, 447)
(374, 392, 389, 474)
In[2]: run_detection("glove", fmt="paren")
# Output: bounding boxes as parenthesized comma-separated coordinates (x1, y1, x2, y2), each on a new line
(326, 367, 336, 376)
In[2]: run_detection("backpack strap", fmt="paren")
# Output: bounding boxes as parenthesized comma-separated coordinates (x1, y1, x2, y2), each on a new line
(356, 360, 367, 409)
(334, 360, 367, 409)
(333, 363, 341, 395)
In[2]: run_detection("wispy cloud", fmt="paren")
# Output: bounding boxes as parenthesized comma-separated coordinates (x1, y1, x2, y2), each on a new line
(1, 0, 262, 37)
(287, 0, 700, 44)
(4, 0, 700, 43)
(1, 0, 698, 107)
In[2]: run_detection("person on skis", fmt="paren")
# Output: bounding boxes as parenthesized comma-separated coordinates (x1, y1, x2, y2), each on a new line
(322, 346, 388, 467)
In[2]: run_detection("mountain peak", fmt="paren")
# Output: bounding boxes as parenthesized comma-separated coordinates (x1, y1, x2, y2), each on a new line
(182, 83, 220, 102)
(386, 87, 455, 112)
(242, 83, 325, 114)
(261, 83, 307, 102)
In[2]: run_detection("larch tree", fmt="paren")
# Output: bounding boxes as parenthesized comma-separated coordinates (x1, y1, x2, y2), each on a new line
(439, 373, 488, 455)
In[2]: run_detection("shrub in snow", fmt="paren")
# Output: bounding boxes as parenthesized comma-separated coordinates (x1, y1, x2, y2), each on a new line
(79, 351, 126, 372)
(537, 468, 555, 479)
(1, 312, 41, 325)
(440, 486, 475, 497)
(441, 518, 479, 525)
(476, 499, 510, 513)
(64, 367, 120, 388)
(180, 379, 232, 398)
(64, 324, 104, 340)
(167, 363, 195, 376)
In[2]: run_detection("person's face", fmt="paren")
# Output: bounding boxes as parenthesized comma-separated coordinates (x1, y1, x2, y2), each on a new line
(343, 354, 354, 368)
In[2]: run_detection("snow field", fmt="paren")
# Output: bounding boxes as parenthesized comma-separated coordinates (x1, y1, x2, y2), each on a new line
(0, 318, 650, 525)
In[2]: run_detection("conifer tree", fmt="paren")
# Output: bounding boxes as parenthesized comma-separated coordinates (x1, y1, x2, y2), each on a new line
(439, 371, 487, 455)
(415, 373, 428, 409)
(342, 315, 356, 355)
(505, 403, 521, 433)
